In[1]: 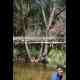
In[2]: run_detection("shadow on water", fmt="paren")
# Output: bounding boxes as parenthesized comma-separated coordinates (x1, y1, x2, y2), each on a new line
(13, 63, 66, 80)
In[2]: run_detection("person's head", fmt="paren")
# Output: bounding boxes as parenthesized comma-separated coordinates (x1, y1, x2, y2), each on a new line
(56, 64, 65, 76)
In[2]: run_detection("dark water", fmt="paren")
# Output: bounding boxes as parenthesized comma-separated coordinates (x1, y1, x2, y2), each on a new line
(13, 63, 66, 80)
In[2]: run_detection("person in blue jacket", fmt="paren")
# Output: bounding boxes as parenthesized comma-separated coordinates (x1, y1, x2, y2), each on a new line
(51, 64, 65, 80)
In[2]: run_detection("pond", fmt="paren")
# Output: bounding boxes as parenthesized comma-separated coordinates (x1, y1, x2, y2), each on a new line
(13, 63, 66, 80)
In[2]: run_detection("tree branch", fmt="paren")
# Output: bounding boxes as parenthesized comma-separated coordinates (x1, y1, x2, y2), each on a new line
(38, 43, 43, 59)
(40, 4, 47, 28)
(56, 7, 65, 17)
(24, 40, 32, 60)
(21, 0, 32, 61)
(38, 0, 48, 28)
(47, 7, 56, 30)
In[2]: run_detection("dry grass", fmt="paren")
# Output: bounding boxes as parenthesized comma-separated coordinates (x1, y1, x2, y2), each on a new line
(13, 64, 66, 80)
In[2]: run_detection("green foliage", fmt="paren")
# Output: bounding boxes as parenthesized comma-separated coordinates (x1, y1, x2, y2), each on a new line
(48, 48, 66, 65)
(13, 48, 20, 62)
(56, 0, 65, 7)
(13, 48, 20, 57)
(30, 47, 40, 57)
(13, 47, 26, 62)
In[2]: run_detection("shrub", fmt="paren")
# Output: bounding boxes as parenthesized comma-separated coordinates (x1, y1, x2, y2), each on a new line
(48, 48, 66, 65)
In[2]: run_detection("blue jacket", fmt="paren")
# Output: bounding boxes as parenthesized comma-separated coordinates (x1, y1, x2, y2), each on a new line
(51, 72, 62, 80)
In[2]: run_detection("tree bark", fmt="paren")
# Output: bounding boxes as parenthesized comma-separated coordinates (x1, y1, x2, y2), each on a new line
(24, 39, 32, 60)
(40, 2, 56, 60)
(21, 0, 32, 61)
(38, 43, 43, 59)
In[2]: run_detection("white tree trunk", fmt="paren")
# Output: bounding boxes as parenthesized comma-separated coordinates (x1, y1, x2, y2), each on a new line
(38, 43, 43, 59)
(24, 39, 31, 60)
(40, 3, 56, 59)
